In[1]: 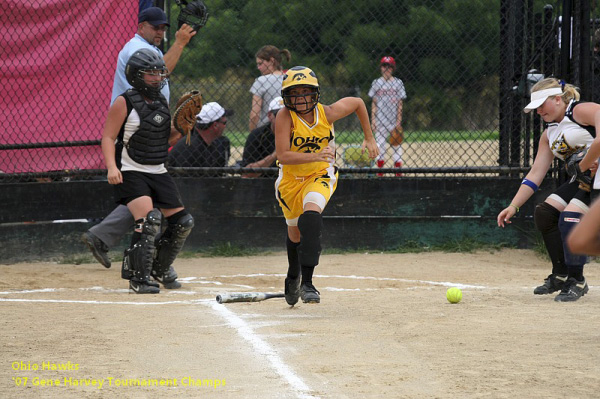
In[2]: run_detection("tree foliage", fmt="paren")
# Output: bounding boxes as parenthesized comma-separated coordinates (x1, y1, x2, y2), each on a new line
(166, 0, 500, 130)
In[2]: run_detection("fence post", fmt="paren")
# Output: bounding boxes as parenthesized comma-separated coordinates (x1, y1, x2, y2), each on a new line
(579, 0, 591, 101)
(560, 0, 572, 80)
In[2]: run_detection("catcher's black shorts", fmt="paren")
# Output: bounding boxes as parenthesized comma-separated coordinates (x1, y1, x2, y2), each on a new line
(114, 171, 184, 209)
(550, 179, 591, 207)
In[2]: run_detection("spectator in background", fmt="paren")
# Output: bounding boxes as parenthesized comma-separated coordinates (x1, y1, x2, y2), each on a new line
(368, 56, 407, 176)
(82, 6, 197, 269)
(169, 102, 233, 168)
(240, 96, 284, 177)
(249, 45, 291, 130)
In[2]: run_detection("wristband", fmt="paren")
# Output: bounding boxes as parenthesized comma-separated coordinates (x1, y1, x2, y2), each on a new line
(509, 204, 520, 213)
(521, 178, 539, 192)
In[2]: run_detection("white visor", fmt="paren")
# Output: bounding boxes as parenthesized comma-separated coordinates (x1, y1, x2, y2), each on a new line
(523, 87, 563, 113)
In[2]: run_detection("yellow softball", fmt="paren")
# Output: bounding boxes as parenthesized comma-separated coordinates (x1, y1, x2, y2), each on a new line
(446, 287, 462, 304)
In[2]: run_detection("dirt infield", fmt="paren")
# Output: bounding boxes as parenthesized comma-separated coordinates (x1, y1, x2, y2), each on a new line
(1, 249, 600, 398)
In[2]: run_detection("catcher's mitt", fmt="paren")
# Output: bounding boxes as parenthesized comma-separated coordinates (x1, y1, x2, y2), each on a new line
(388, 126, 404, 145)
(173, 90, 203, 144)
(175, 0, 209, 31)
(565, 147, 593, 192)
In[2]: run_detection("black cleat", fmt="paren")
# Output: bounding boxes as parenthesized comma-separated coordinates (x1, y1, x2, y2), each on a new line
(534, 274, 568, 295)
(284, 276, 301, 306)
(129, 280, 160, 294)
(146, 280, 160, 288)
(554, 278, 589, 302)
(81, 231, 111, 268)
(151, 267, 182, 289)
(300, 282, 321, 304)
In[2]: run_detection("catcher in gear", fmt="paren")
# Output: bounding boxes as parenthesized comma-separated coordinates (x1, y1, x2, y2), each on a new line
(176, 0, 209, 31)
(173, 90, 203, 145)
(101, 49, 194, 294)
(275, 66, 379, 305)
(83, 6, 197, 272)
(368, 56, 407, 176)
(497, 77, 600, 302)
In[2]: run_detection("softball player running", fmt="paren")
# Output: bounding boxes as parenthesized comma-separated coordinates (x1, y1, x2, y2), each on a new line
(274, 66, 379, 305)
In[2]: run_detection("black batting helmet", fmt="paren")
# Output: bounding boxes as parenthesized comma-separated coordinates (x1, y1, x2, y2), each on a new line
(125, 49, 168, 100)
(281, 66, 320, 114)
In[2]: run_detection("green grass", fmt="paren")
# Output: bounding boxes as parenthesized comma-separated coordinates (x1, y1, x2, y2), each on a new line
(226, 130, 499, 147)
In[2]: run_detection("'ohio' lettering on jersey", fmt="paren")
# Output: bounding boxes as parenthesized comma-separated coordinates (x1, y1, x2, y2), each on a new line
(293, 135, 330, 153)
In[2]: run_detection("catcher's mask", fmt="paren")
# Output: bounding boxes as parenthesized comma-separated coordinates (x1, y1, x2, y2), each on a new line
(281, 66, 320, 114)
(125, 49, 168, 101)
(176, 0, 209, 31)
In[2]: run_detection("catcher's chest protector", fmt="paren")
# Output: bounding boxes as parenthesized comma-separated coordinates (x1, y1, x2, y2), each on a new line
(124, 90, 171, 165)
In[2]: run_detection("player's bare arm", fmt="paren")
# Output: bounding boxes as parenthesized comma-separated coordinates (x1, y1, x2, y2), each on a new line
(497, 133, 554, 227)
(324, 97, 379, 159)
(275, 108, 334, 165)
(101, 96, 127, 185)
(568, 199, 600, 255)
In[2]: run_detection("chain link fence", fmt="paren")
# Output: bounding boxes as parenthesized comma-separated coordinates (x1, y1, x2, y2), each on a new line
(166, 0, 502, 178)
(3, 0, 599, 182)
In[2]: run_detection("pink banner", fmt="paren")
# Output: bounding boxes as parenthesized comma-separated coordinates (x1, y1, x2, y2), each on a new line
(0, 0, 138, 173)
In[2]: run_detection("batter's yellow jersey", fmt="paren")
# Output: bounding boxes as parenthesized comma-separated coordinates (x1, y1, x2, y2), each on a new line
(282, 103, 335, 177)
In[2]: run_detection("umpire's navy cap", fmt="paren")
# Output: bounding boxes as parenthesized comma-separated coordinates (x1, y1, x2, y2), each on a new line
(138, 7, 170, 27)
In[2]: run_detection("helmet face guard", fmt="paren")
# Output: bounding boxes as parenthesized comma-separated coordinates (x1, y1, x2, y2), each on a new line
(281, 66, 320, 114)
(137, 69, 168, 100)
(126, 49, 169, 100)
(282, 86, 320, 114)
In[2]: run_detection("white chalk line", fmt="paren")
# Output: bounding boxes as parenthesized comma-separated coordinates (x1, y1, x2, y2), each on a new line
(0, 272, 488, 302)
(0, 298, 212, 305)
(205, 300, 318, 399)
(0, 288, 65, 295)
(213, 273, 488, 289)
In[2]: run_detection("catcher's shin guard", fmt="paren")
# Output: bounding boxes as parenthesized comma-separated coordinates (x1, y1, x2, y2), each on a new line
(297, 211, 323, 267)
(152, 211, 194, 278)
(122, 210, 162, 283)
(534, 202, 567, 276)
